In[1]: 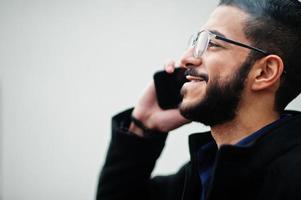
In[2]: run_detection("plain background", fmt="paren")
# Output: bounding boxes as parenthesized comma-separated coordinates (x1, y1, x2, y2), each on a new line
(1, 0, 301, 199)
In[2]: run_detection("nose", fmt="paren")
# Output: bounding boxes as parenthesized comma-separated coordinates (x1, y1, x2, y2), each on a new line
(179, 47, 202, 69)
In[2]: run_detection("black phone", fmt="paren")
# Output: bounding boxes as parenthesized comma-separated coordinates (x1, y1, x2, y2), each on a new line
(153, 68, 187, 110)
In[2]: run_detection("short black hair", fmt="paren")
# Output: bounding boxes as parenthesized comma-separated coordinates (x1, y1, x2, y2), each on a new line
(219, 0, 301, 113)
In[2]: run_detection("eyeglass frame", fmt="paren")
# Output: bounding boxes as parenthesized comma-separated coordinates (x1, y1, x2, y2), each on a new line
(189, 30, 287, 74)
(189, 30, 270, 58)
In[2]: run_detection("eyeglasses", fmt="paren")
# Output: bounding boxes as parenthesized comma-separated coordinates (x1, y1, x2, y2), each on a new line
(188, 30, 270, 58)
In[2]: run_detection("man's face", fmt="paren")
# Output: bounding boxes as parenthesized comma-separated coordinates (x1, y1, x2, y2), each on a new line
(179, 6, 254, 126)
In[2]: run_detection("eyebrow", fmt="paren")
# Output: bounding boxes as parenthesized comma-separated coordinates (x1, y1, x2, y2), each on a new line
(208, 29, 227, 38)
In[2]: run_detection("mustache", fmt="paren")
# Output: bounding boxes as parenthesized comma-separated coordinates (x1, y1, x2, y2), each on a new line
(184, 68, 209, 82)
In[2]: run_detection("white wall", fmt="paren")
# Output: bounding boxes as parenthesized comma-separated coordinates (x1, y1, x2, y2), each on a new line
(0, 0, 300, 200)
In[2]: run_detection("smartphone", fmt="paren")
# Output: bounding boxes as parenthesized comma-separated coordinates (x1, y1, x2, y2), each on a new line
(153, 68, 187, 110)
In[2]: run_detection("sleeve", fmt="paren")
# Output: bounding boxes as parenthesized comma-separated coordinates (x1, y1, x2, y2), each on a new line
(96, 108, 188, 200)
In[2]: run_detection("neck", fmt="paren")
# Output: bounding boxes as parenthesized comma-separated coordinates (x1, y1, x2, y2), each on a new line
(211, 108, 280, 148)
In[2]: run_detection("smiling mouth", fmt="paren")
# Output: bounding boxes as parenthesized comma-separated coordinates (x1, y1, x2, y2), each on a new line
(184, 69, 209, 83)
(186, 75, 206, 82)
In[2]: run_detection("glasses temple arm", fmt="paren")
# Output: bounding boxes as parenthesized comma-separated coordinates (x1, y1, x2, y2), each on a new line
(215, 35, 270, 55)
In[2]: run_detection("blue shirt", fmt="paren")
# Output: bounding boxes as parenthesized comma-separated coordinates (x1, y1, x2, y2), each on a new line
(198, 115, 291, 200)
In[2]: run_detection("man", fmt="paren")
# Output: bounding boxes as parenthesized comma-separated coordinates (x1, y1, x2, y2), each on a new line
(97, 0, 301, 199)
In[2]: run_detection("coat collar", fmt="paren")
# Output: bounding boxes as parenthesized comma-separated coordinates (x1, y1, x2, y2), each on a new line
(188, 110, 301, 166)
(186, 110, 301, 199)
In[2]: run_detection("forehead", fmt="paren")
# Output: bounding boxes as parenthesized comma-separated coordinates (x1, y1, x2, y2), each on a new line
(203, 5, 250, 42)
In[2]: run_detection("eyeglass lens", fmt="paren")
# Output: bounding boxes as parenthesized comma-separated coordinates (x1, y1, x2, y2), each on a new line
(194, 31, 209, 58)
(188, 31, 210, 58)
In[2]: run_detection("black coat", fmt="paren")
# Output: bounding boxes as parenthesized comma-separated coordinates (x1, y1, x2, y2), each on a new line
(97, 109, 301, 200)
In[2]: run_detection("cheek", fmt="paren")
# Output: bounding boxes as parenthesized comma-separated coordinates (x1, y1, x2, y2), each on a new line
(210, 48, 249, 70)
(206, 57, 239, 81)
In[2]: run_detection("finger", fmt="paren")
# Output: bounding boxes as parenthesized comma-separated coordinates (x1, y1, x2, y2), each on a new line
(155, 109, 191, 132)
(164, 59, 175, 73)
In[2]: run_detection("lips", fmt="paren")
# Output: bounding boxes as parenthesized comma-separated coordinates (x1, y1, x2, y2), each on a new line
(186, 75, 206, 82)
(184, 69, 209, 83)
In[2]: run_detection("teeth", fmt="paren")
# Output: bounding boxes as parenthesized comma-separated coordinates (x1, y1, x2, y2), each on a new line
(186, 75, 204, 81)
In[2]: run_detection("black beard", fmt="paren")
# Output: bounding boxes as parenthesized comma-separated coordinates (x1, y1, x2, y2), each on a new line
(179, 57, 253, 126)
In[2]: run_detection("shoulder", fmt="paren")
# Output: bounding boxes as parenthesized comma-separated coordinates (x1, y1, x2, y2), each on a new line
(262, 143, 301, 191)
(257, 144, 301, 199)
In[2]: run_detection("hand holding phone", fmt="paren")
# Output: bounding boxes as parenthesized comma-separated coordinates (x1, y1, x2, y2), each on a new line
(130, 67, 189, 134)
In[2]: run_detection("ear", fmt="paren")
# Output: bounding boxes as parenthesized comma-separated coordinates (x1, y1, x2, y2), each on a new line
(251, 55, 284, 91)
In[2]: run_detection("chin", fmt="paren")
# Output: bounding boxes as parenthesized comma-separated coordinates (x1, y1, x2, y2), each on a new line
(179, 96, 202, 114)
(180, 86, 205, 107)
